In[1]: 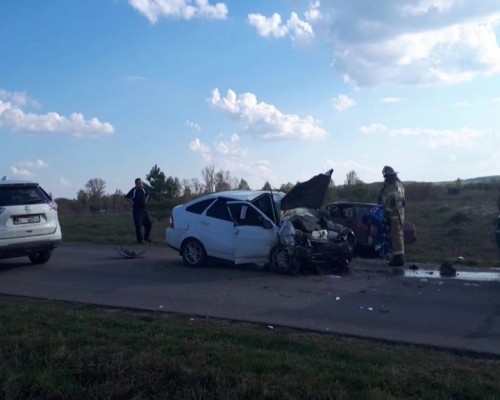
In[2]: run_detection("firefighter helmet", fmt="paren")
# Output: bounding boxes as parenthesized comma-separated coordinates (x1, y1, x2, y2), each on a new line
(382, 166, 397, 177)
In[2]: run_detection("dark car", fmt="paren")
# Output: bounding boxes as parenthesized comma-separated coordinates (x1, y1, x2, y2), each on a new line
(323, 201, 416, 256)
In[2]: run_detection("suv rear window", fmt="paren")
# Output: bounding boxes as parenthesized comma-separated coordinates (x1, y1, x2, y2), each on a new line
(0, 185, 49, 206)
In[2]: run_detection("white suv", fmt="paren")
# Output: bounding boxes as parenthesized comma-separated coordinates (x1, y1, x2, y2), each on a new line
(0, 177, 62, 264)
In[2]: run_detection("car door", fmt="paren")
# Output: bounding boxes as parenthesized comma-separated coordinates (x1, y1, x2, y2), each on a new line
(227, 201, 279, 264)
(199, 197, 235, 260)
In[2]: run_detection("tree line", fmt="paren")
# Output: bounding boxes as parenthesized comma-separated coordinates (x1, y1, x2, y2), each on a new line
(55, 165, 500, 217)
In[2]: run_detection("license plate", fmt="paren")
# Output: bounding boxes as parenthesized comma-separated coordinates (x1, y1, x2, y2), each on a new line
(14, 215, 41, 225)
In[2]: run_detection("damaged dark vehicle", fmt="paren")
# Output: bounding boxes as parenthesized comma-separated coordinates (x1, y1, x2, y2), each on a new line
(269, 170, 356, 274)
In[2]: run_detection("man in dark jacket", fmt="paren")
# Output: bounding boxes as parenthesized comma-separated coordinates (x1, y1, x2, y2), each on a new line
(125, 178, 152, 244)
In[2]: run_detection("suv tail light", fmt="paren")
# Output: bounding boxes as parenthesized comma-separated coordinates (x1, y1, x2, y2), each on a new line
(48, 200, 58, 211)
(168, 215, 174, 229)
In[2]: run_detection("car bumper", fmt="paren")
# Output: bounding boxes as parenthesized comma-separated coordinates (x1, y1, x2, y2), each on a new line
(0, 239, 61, 259)
(165, 228, 183, 252)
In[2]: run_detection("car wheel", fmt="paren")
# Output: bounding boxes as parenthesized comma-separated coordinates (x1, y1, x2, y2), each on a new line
(182, 239, 207, 267)
(269, 245, 297, 274)
(28, 250, 52, 265)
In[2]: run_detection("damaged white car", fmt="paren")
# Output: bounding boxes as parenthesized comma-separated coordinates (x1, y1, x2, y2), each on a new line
(166, 170, 355, 273)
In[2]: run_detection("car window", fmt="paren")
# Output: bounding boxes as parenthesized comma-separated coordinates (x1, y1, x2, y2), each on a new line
(0, 185, 47, 206)
(251, 194, 276, 223)
(186, 198, 215, 214)
(206, 197, 232, 221)
(343, 206, 354, 219)
(229, 203, 266, 227)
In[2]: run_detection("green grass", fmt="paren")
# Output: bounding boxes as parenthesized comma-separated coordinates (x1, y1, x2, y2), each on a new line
(1, 296, 499, 400)
(404, 191, 499, 266)
(59, 212, 167, 246)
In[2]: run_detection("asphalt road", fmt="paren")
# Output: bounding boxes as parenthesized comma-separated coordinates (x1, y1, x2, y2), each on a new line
(0, 242, 499, 356)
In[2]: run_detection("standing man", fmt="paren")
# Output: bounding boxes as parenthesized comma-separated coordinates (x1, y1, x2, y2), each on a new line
(125, 178, 152, 244)
(378, 166, 405, 267)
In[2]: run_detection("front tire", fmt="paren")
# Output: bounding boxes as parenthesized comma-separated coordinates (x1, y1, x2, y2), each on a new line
(269, 245, 297, 274)
(182, 239, 207, 267)
(29, 250, 52, 265)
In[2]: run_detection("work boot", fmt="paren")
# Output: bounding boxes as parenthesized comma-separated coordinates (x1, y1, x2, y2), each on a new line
(388, 254, 405, 267)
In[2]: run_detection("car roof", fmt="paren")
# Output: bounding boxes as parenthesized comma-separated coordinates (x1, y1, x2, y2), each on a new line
(185, 190, 284, 204)
(0, 177, 39, 186)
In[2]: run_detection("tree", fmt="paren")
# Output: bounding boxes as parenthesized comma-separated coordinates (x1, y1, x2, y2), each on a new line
(146, 164, 168, 201)
(261, 181, 272, 191)
(202, 165, 216, 194)
(237, 178, 250, 190)
(345, 170, 360, 186)
(76, 189, 89, 205)
(278, 182, 295, 194)
(216, 169, 239, 192)
(165, 176, 181, 199)
(84, 178, 106, 207)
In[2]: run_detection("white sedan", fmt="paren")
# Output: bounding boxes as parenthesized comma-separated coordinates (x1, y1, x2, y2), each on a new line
(166, 190, 284, 267)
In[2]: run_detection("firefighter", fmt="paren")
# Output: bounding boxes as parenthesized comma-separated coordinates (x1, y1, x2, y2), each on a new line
(378, 166, 405, 267)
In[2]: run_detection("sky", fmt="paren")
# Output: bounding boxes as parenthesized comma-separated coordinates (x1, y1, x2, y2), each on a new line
(1, 0, 500, 199)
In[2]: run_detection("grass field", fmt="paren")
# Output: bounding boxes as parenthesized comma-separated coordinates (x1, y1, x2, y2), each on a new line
(1, 188, 499, 399)
(1, 297, 499, 400)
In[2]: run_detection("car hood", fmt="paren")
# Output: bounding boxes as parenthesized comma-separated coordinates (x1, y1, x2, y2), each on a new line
(281, 169, 333, 211)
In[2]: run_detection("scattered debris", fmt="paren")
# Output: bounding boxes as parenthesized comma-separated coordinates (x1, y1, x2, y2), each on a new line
(115, 246, 145, 258)
(408, 264, 419, 270)
(378, 306, 389, 313)
(455, 256, 465, 264)
(335, 296, 341, 301)
(440, 262, 457, 277)
(267, 325, 274, 330)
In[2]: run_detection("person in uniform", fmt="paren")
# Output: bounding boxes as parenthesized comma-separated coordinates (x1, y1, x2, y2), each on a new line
(378, 166, 405, 266)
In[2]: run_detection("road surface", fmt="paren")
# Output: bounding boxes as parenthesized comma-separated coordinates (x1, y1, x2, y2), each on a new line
(0, 242, 499, 356)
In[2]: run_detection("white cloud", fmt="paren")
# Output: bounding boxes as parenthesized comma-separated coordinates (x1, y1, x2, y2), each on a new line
(189, 138, 212, 161)
(129, 0, 228, 24)
(277, 1, 500, 87)
(380, 97, 402, 104)
(248, 3, 316, 42)
(10, 166, 34, 178)
(332, 94, 355, 111)
(248, 13, 288, 38)
(186, 120, 201, 131)
(359, 123, 387, 135)
(209, 88, 327, 140)
(9, 159, 49, 178)
(359, 123, 492, 151)
(18, 159, 48, 169)
(0, 89, 39, 108)
(0, 90, 114, 137)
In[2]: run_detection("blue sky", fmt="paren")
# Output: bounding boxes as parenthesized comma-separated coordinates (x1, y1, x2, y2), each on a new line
(1, 0, 500, 199)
